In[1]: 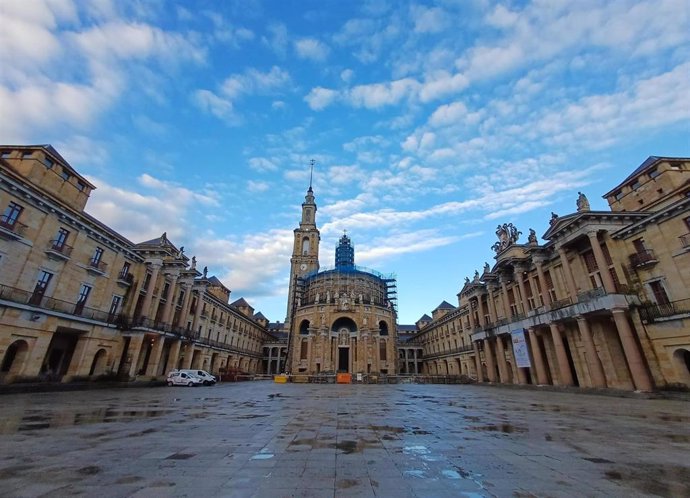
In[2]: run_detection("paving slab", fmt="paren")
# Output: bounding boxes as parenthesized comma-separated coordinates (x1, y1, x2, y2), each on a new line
(0, 382, 688, 497)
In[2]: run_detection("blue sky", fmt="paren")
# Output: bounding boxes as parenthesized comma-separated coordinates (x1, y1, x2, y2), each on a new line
(2, 0, 689, 324)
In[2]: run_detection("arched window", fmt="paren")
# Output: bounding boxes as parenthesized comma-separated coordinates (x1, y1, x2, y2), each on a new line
(1, 340, 29, 375)
(379, 321, 388, 336)
(302, 237, 310, 255)
(299, 320, 310, 335)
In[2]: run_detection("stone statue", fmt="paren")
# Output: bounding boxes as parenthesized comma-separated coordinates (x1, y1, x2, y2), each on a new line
(203, 266, 208, 278)
(326, 291, 331, 302)
(464, 276, 470, 285)
(491, 223, 522, 253)
(191, 256, 197, 269)
(528, 228, 537, 244)
(473, 270, 480, 282)
(178, 246, 184, 257)
(576, 192, 590, 212)
(483, 262, 490, 273)
(549, 212, 559, 226)
(358, 293, 363, 303)
(315, 292, 320, 304)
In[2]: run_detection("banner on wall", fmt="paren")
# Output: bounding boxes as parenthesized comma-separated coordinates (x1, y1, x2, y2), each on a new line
(511, 329, 531, 368)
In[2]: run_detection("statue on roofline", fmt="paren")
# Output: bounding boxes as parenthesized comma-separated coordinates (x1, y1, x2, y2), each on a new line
(576, 192, 590, 212)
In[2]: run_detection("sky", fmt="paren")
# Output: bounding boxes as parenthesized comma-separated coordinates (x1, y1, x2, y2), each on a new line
(1, 0, 689, 325)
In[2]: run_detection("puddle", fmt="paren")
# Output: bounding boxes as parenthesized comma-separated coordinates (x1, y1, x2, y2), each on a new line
(470, 424, 526, 434)
(336, 479, 359, 489)
(441, 469, 462, 479)
(403, 470, 427, 478)
(369, 425, 405, 433)
(251, 449, 274, 460)
(3, 408, 172, 433)
(165, 453, 195, 460)
(584, 457, 614, 464)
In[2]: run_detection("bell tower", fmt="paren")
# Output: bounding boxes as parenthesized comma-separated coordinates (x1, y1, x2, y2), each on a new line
(285, 161, 320, 328)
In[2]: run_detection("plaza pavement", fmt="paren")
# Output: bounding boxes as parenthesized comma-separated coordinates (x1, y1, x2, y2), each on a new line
(0, 382, 688, 497)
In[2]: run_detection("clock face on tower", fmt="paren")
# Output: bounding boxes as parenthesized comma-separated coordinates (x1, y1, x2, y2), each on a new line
(300, 263, 308, 271)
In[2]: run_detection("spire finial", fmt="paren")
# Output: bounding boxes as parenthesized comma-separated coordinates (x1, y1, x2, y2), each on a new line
(309, 159, 315, 190)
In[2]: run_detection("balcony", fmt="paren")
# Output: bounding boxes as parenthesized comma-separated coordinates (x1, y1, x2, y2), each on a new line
(639, 298, 690, 324)
(45, 240, 73, 260)
(116, 270, 134, 286)
(86, 258, 107, 275)
(0, 283, 126, 326)
(680, 233, 690, 250)
(629, 249, 658, 268)
(0, 216, 28, 240)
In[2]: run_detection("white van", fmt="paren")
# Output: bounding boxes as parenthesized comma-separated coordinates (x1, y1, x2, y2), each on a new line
(177, 369, 217, 385)
(166, 371, 203, 387)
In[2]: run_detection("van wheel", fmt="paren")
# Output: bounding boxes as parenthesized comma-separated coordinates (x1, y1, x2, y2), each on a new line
(167, 381, 173, 386)
(187, 381, 193, 387)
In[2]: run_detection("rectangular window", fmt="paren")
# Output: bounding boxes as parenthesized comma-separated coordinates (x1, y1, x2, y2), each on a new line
(162, 282, 170, 300)
(30, 271, 53, 305)
(630, 178, 641, 190)
(119, 262, 130, 279)
(648, 167, 660, 179)
(1, 150, 11, 159)
(177, 289, 185, 305)
(614, 190, 624, 201)
(1, 202, 23, 228)
(109, 295, 122, 318)
(53, 227, 69, 249)
(684, 217, 690, 231)
(77, 181, 86, 192)
(74, 284, 92, 315)
(379, 340, 387, 361)
(42, 157, 54, 169)
(632, 238, 646, 254)
(21, 151, 32, 158)
(60, 169, 71, 181)
(91, 247, 104, 264)
(300, 340, 308, 360)
(649, 281, 670, 306)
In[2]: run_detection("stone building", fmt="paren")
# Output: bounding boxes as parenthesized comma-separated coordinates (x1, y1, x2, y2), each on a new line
(407, 156, 690, 390)
(285, 186, 398, 375)
(0, 145, 273, 383)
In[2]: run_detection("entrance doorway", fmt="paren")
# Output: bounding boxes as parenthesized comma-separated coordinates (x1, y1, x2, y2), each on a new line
(42, 331, 80, 379)
(338, 347, 349, 372)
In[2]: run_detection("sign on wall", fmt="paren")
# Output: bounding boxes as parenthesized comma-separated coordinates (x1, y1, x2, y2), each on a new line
(511, 329, 532, 368)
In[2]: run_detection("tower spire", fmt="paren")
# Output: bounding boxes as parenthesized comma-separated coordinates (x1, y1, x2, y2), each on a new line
(309, 159, 315, 191)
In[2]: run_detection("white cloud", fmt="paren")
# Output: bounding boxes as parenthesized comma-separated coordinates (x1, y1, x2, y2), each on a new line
(294, 37, 330, 61)
(262, 23, 289, 56)
(410, 5, 449, 34)
(348, 78, 420, 108)
(192, 89, 236, 122)
(221, 66, 290, 99)
(304, 87, 338, 110)
(247, 180, 270, 193)
(428, 101, 468, 127)
(249, 157, 279, 172)
(341, 68, 354, 82)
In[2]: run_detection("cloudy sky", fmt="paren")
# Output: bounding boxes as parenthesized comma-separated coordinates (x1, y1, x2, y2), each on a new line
(2, 0, 688, 324)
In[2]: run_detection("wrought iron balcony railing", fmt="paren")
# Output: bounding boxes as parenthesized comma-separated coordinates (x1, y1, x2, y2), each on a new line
(117, 271, 134, 285)
(629, 249, 658, 268)
(0, 215, 28, 237)
(87, 258, 108, 273)
(639, 298, 690, 323)
(0, 283, 126, 326)
(46, 240, 73, 258)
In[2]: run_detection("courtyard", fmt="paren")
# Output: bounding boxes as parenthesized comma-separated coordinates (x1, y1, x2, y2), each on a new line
(0, 383, 688, 498)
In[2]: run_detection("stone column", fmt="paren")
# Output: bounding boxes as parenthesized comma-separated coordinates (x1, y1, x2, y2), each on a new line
(535, 261, 552, 306)
(473, 342, 484, 382)
(267, 347, 273, 375)
(140, 262, 161, 319)
(528, 328, 548, 385)
(557, 247, 579, 301)
(145, 336, 166, 377)
(191, 292, 202, 336)
(494, 335, 510, 383)
(510, 338, 528, 384)
(499, 275, 511, 318)
(549, 323, 574, 386)
(182, 346, 195, 369)
(514, 267, 530, 313)
(468, 303, 477, 329)
(484, 339, 497, 382)
(126, 335, 145, 378)
(611, 309, 653, 391)
(486, 285, 498, 324)
(176, 283, 193, 328)
(587, 231, 616, 293)
(166, 340, 182, 372)
(477, 296, 487, 327)
(160, 277, 180, 327)
(576, 316, 607, 388)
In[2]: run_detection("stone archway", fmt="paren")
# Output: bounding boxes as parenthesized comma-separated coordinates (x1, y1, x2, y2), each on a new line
(331, 317, 357, 373)
(671, 348, 690, 385)
(89, 348, 108, 376)
(1, 340, 30, 377)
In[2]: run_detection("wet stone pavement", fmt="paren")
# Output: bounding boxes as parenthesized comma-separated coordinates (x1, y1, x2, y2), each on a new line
(0, 383, 688, 498)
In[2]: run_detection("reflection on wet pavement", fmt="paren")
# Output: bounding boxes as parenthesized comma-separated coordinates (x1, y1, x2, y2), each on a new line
(0, 383, 688, 497)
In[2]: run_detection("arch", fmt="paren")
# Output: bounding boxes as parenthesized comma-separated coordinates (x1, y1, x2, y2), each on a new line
(331, 316, 357, 333)
(1, 340, 29, 376)
(379, 321, 389, 336)
(299, 320, 310, 335)
(302, 237, 310, 255)
(89, 349, 108, 376)
(671, 348, 690, 385)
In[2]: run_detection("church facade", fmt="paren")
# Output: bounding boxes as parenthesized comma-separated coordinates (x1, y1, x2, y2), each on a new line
(285, 186, 398, 375)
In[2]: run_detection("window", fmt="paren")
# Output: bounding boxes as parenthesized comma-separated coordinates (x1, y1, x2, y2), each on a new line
(74, 284, 92, 314)
(632, 238, 646, 254)
(21, 151, 32, 158)
(54, 228, 69, 249)
(630, 178, 641, 190)
(60, 169, 71, 181)
(162, 282, 170, 300)
(119, 262, 130, 278)
(684, 217, 690, 231)
(614, 190, 624, 201)
(109, 295, 122, 319)
(77, 181, 86, 192)
(42, 157, 54, 169)
(1, 151, 11, 159)
(30, 271, 53, 305)
(91, 247, 104, 264)
(379, 340, 387, 361)
(1, 202, 23, 228)
(649, 281, 670, 306)
(648, 167, 660, 179)
(300, 340, 308, 360)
